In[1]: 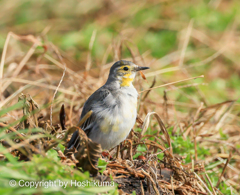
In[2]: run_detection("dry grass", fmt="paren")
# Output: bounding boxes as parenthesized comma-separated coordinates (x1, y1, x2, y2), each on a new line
(0, 0, 240, 194)
(0, 30, 239, 194)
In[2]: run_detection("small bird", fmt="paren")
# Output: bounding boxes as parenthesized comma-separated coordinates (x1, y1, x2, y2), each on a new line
(68, 60, 149, 150)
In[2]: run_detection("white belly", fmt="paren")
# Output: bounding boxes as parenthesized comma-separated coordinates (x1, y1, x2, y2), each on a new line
(90, 87, 138, 150)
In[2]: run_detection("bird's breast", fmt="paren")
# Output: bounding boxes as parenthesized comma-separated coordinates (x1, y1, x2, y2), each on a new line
(99, 88, 138, 134)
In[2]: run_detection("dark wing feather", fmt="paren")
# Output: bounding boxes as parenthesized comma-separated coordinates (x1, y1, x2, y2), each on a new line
(67, 87, 111, 149)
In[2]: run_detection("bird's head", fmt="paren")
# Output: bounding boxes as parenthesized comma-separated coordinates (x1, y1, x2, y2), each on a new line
(107, 60, 149, 87)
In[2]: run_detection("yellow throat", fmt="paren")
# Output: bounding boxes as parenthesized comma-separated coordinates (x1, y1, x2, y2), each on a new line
(120, 73, 134, 87)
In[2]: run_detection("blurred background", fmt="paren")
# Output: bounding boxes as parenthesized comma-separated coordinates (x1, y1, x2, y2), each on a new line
(1, 0, 240, 107)
(0, 0, 240, 193)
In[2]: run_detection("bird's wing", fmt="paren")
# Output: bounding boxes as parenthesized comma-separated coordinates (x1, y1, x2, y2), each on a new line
(80, 87, 111, 132)
(67, 87, 111, 149)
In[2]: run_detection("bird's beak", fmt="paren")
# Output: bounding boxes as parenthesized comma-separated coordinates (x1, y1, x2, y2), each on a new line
(134, 66, 150, 71)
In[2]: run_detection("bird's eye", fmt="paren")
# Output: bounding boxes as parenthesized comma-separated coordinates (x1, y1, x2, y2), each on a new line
(123, 67, 129, 71)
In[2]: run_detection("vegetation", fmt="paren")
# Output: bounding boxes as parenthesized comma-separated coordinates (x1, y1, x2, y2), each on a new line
(0, 0, 239, 194)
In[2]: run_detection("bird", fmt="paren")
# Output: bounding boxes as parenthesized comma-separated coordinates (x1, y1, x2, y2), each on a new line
(68, 60, 149, 151)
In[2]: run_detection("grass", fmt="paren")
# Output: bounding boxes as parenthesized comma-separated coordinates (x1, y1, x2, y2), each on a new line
(0, 0, 240, 194)
(0, 148, 116, 194)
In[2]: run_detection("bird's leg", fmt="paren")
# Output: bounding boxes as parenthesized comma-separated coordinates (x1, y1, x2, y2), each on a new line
(116, 145, 120, 159)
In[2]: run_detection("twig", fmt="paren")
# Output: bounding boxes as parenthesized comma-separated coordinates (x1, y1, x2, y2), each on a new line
(126, 139, 133, 161)
(188, 46, 227, 68)
(0, 122, 25, 139)
(141, 169, 160, 195)
(170, 176, 175, 195)
(101, 44, 112, 66)
(2, 78, 79, 96)
(49, 44, 66, 126)
(0, 84, 31, 108)
(44, 54, 82, 80)
(205, 171, 217, 195)
(193, 102, 204, 161)
(144, 46, 226, 78)
(86, 29, 97, 71)
(0, 32, 12, 88)
(2, 43, 38, 92)
(111, 169, 145, 178)
(145, 66, 180, 78)
(139, 75, 204, 94)
(0, 32, 41, 86)
(216, 156, 239, 173)
(1, 134, 48, 154)
(215, 101, 235, 130)
(1, 32, 42, 93)
(142, 76, 156, 101)
(165, 83, 208, 92)
(216, 151, 232, 188)
(141, 112, 173, 157)
(179, 19, 194, 68)
(140, 181, 145, 195)
(194, 172, 213, 195)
